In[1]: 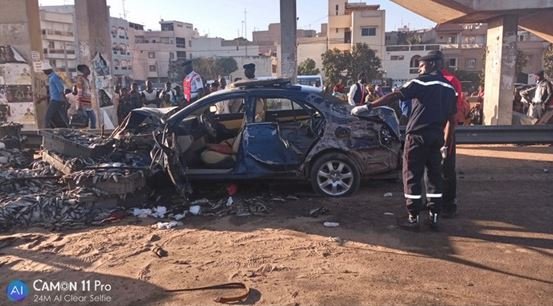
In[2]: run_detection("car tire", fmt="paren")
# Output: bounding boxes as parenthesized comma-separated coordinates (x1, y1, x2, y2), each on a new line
(310, 152, 360, 197)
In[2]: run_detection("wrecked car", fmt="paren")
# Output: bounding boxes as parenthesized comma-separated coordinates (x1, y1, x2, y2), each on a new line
(151, 79, 401, 197)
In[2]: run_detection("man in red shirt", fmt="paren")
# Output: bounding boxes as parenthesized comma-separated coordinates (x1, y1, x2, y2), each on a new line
(437, 52, 464, 218)
(182, 60, 205, 105)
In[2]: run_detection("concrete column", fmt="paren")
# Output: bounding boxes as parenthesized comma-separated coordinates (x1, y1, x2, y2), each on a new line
(0, 0, 45, 128)
(483, 15, 518, 125)
(279, 0, 297, 81)
(74, 0, 112, 127)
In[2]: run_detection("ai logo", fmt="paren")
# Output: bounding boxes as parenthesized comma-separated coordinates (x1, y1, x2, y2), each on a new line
(6, 280, 29, 302)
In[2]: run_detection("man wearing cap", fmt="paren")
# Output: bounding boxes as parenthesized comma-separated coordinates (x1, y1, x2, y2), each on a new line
(243, 63, 256, 80)
(522, 70, 552, 120)
(351, 50, 457, 230)
(42, 62, 68, 128)
(182, 60, 204, 105)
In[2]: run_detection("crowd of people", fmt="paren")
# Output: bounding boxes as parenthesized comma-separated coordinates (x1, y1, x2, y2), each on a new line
(40, 59, 260, 129)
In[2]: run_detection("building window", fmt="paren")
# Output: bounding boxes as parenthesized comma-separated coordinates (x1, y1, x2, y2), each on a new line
(161, 23, 174, 31)
(448, 58, 457, 69)
(177, 51, 187, 59)
(335, 4, 339, 15)
(391, 55, 404, 61)
(361, 27, 376, 37)
(344, 30, 351, 43)
(169, 52, 174, 60)
(149, 65, 156, 72)
(189, 40, 192, 48)
(176, 37, 186, 48)
(148, 52, 155, 59)
(48, 41, 55, 49)
(409, 55, 420, 74)
(466, 58, 476, 69)
(272, 64, 277, 74)
(447, 36, 457, 44)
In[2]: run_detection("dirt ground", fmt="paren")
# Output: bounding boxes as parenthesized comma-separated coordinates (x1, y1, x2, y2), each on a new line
(1, 145, 552, 306)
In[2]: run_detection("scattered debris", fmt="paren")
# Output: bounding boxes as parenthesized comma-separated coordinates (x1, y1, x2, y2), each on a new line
(309, 207, 329, 218)
(173, 212, 187, 221)
(152, 221, 182, 230)
(270, 197, 286, 202)
(384, 192, 393, 197)
(152, 245, 168, 257)
(544, 168, 549, 173)
(189, 205, 202, 215)
(384, 212, 395, 216)
(323, 221, 340, 228)
(132, 208, 153, 218)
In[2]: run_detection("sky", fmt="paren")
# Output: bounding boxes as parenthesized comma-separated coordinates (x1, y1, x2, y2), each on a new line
(39, 0, 435, 39)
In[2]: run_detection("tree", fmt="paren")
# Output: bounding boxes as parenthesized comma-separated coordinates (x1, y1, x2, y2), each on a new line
(298, 58, 320, 75)
(350, 43, 382, 82)
(215, 57, 238, 77)
(543, 43, 553, 79)
(321, 43, 381, 88)
(321, 48, 349, 88)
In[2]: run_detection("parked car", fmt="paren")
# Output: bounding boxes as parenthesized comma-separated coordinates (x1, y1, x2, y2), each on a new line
(143, 79, 401, 197)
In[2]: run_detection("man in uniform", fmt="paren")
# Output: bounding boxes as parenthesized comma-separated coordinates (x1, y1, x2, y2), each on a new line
(352, 51, 457, 230)
(141, 80, 159, 108)
(182, 60, 204, 105)
(243, 63, 256, 80)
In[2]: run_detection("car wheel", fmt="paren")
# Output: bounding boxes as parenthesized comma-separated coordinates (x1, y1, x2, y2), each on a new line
(310, 153, 360, 197)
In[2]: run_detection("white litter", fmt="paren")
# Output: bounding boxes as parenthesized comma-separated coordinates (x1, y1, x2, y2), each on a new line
(384, 212, 395, 216)
(323, 221, 340, 228)
(226, 196, 234, 207)
(0, 142, 5, 149)
(151, 206, 167, 218)
(191, 198, 210, 205)
(132, 208, 152, 218)
(544, 168, 549, 173)
(384, 192, 393, 198)
(174, 212, 187, 221)
(152, 221, 182, 229)
(189, 205, 201, 215)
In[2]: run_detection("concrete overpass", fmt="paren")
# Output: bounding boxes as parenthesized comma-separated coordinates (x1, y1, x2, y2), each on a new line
(392, 0, 553, 125)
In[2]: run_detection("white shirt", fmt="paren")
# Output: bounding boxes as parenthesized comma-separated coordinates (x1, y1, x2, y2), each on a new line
(65, 93, 79, 115)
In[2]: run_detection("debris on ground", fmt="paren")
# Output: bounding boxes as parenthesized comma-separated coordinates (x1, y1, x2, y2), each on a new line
(152, 221, 182, 230)
(384, 192, 393, 197)
(152, 245, 168, 257)
(309, 207, 329, 218)
(323, 221, 340, 228)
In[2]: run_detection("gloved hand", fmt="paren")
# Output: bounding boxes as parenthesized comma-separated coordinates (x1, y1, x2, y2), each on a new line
(351, 104, 372, 116)
(440, 146, 448, 159)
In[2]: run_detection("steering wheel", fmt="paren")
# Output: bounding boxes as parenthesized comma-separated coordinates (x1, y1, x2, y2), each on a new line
(199, 110, 217, 138)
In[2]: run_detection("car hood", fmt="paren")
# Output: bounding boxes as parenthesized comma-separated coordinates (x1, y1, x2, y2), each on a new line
(354, 106, 401, 139)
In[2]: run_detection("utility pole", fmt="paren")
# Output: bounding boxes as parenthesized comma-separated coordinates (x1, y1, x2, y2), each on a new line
(244, 8, 248, 56)
(280, 0, 297, 81)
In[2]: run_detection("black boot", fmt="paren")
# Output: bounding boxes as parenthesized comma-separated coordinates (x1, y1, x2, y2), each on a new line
(428, 211, 439, 230)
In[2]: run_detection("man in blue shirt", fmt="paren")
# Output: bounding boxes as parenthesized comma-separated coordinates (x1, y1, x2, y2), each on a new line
(42, 62, 68, 128)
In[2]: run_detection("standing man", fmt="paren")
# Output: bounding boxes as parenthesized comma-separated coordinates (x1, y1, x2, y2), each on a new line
(76, 64, 96, 129)
(42, 62, 68, 128)
(129, 83, 143, 110)
(182, 60, 204, 105)
(522, 70, 552, 120)
(348, 73, 368, 106)
(351, 51, 457, 230)
(437, 52, 464, 218)
(142, 80, 159, 108)
(243, 63, 256, 80)
(159, 82, 176, 107)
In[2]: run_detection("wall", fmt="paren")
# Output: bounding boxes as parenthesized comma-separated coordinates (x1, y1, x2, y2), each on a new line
(351, 9, 385, 57)
(297, 37, 327, 72)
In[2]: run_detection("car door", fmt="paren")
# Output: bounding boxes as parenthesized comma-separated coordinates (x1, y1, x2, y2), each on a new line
(241, 94, 317, 171)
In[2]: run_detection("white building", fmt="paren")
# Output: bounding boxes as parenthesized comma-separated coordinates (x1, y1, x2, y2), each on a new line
(327, 0, 385, 57)
(40, 6, 78, 80)
(110, 17, 132, 86)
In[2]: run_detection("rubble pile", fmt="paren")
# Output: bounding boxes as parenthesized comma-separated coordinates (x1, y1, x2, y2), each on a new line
(0, 160, 113, 230)
(0, 145, 33, 169)
(48, 129, 110, 149)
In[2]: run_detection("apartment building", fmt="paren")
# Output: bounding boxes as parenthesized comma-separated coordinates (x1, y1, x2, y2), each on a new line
(39, 6, 77, 79)
(110, 17, 132, 86)
(129, 20, 197, 84)
(382, 23, 548, 86)
(327, 0, 385, 57)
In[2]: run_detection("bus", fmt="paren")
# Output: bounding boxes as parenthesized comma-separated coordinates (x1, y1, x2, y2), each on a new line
(297, 75, 324, 90)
